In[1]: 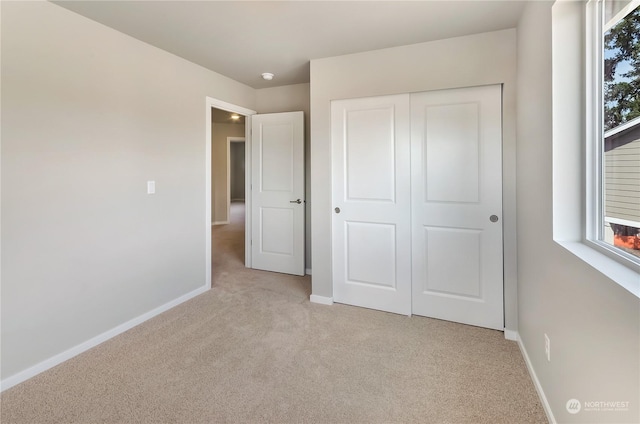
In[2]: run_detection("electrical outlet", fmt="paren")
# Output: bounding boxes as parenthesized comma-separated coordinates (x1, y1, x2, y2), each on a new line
(544, 333, 551, 362)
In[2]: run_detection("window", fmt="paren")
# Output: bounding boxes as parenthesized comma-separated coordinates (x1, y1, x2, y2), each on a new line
(587, 0, 640, 272)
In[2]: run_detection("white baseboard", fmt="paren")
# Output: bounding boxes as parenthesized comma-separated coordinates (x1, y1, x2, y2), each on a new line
(514, 332, 556, 424)
(305, 268, 312, 275)
(211, 221, 230, 226)
(504, 329, 518, 341)
(309, 294, 333, 305)
(0, 285, 209, 392)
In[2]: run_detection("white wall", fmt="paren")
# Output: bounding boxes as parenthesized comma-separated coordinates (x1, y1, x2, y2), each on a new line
(255, 83, 311, 270)
(309, 30, 519, 330)
(1, 1, 255, 382)
(517, 2, 639, 423)
(212, 123, 245, 223)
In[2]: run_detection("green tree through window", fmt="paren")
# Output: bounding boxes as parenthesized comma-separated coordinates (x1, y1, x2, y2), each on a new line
(604, 6, 640, 131)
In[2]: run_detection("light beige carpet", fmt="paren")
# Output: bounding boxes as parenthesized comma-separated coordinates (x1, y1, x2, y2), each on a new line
(1, 202, 547, 423)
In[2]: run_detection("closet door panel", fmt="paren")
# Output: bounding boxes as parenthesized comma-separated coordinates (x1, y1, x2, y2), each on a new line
(411, 85, 504, 330)
(331, 94, 411, 315)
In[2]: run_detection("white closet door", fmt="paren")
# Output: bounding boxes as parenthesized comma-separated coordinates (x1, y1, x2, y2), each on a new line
(410, 85, 503, 330)
(331, 95, 412, 315)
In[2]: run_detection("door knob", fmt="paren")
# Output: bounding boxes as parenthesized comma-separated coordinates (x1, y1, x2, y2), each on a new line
(335, 207, 341, 214)
(490, 215, 499, 223)
(290, 199, 302, 204)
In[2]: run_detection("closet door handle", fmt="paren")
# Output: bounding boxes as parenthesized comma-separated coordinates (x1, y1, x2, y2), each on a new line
(290, 199, 302, 204)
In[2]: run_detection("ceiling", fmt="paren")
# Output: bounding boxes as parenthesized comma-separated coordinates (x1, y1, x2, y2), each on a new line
(212, 107, 246, 125)
(53, 1, 527, 89)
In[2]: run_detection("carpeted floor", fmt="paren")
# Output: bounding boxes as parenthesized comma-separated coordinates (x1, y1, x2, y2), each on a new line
(1, 202, 547, 423)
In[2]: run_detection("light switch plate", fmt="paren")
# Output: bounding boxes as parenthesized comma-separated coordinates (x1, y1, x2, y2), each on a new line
(147, 181, 156, 194)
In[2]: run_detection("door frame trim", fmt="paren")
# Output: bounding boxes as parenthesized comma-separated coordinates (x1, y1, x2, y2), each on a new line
(206, 97, 256, 287)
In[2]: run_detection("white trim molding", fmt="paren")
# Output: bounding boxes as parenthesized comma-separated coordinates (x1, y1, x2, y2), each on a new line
(605, 216, 640, 229)
(207, 98, 256, 117)
(504, 329, 518, 341)
(309, 294, 333, 305)
(206, 97, 256, 270)
(1, 285, 209, 392)
(514, 332, 556, 424)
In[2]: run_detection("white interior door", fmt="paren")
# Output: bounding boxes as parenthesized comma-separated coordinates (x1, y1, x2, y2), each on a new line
(331, 95, 412, 315)
(251, 111, 305, 276)
(411, 85, 503, 330)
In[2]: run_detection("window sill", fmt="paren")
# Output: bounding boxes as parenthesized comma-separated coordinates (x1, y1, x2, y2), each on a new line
(556, 240, 640, 298)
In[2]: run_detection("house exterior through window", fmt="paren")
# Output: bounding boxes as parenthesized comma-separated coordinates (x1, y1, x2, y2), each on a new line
(604, 117, 640, 257)
(589, 0, 640, 267)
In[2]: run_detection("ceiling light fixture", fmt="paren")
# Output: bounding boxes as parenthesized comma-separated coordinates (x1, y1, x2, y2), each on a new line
(261, 72, 275, 81)
(230, 114, 240, 120)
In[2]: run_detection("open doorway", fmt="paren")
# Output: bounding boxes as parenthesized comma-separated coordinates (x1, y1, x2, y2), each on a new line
(211, 108, 245, 225)
(211, 108, 247, 276)
(205, 98, 306, 289)
(205, 97, 255, 289)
